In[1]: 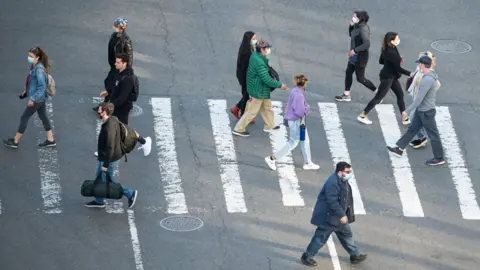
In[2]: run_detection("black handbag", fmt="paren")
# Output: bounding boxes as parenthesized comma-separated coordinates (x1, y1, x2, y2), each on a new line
(268, 65, 280, 92)
(81, 172, 124, 199)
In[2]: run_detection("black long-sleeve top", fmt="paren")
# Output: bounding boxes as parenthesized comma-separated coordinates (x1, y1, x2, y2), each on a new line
(379, 46, 411, 79)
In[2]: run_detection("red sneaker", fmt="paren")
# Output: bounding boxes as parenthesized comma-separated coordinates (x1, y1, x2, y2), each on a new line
(250, 118, 256, 124)
(230, 106, 240, 119)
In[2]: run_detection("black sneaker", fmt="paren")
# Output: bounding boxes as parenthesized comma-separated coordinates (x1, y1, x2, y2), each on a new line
(387, 146, 404, 157)
(335, 94, 351, 102)
(350, 254, 367, 264)
(409, 137, 428, 149)
(85, 200, 106, 208)
(3, 138, 18, 149)
(426, 158, 445, 166)
(232, 130, 250, 137)
(300, 253, 317, 267)
(128, 190, 138, 208)
(38, 140, 56, 147)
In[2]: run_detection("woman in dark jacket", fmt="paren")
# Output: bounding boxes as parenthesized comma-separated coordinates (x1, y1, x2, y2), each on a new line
(231, 31, 257, 123)
(335, 11, 377, 102)
(357, 32, 412, 125)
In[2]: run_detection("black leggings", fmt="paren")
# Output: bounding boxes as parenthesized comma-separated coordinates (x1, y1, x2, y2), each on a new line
(236, 84, 249, 114)
(18, 101, 51, 134)
(345, 62, 376, 92)
(363, 77, 406, 115)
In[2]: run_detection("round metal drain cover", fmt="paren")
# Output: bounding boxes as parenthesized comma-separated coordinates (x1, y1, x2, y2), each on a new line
(430, 39, 472, 53)
(129, 104, 143, 117)
(160, 215, 204, 232)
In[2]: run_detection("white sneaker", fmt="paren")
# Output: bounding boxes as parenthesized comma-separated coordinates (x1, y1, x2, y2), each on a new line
(94, 151, 98, 157)
(357, 115, 372, 125)
(264, 156, 276, 171)
(402, 117, 411, 126)
(140, 137, 152, 156)
(303, 162, 320, 170)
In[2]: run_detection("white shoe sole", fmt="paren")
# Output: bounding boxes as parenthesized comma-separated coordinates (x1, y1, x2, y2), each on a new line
(264, 157, 276, 171)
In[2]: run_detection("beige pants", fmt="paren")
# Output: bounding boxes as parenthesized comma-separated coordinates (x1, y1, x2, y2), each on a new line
(234, 97, 275, 132)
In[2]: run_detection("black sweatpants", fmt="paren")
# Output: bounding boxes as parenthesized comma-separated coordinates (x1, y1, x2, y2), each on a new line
(236, 84, 249, 114)
(18, 101, 51, 134)
(363, 77, 405, 115)
(345, 62, 376, 92)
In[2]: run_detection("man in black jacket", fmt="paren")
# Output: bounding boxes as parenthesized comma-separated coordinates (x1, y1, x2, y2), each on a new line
(301, 162, 367, 266)
(85, 102, 138, 208)
(94, 17, 133, 110)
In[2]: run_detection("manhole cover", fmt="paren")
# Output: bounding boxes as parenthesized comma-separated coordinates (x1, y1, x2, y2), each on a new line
(160, 215, 204, 232)
(129, 104, 143, 117)
(430, 39, 472, 53)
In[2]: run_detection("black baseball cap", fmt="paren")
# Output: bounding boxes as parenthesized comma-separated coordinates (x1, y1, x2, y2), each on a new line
(415, 55, 432, 67)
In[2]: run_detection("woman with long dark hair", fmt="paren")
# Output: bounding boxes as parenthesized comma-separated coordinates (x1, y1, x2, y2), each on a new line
(335, 10, 377, 102)
(3, 46, 56, 149)
(357, 32, 412, 125)
(231, 31, 257, 124)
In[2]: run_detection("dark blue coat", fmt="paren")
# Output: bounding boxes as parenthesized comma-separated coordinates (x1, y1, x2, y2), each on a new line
(311, 172, 355, 229)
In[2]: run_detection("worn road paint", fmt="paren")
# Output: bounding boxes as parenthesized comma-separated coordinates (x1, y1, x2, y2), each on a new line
(151, 97, 188, 214)
(327, 236, 342, 270)
(127, 210, 144, 270)
(318, 102, 366, 215)
(436, 106, 480, 220)
(376, 104, 424, 217)
(208, 99, 247, 213)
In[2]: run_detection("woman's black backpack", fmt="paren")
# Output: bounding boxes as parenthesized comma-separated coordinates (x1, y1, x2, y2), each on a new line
(268, 65, 280, 92)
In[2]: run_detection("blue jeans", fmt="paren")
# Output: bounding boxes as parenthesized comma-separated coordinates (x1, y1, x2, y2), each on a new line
(305, 224, 360, 258)
(275, 119, 312, 163)
(409, 109, 426, 140)
(94, 160, 134, 203)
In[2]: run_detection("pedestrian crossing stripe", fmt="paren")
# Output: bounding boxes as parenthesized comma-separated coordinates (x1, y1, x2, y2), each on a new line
(1, 97, 479, 220)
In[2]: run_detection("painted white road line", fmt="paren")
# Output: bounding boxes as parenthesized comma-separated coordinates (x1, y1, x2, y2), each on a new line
(376, 104, 424, 217)
(436, 106, 480, 220)
(34, 102, 62, 214)
(93, 97, 124, 214)
(127, 210, 144, 270)
(318, 103, 366, 215)
(151, 97, 188, 214)
(269, 101, 305, 206)
(208, 99, 247, 213)
(327, 236, 342, 270)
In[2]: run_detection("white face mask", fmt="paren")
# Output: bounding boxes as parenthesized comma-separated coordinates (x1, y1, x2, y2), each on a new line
(392, 39, 400, 46)
(265, 48, 271, 55)
(113, 26, 119, 32)
(250, 39, 257, 46)
(352, 17, 359, 24)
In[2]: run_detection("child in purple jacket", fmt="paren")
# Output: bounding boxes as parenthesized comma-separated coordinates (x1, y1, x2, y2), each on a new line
(264, 75, 320, 171)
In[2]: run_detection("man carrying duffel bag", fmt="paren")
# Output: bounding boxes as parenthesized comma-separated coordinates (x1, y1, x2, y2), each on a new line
(83, 102, 138, 208)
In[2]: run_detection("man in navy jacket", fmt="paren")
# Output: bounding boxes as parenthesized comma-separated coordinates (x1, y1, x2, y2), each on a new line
(301, 161, 367, 266)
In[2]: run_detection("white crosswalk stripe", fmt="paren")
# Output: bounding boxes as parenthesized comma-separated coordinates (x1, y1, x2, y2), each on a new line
(2, 97, 479, 222)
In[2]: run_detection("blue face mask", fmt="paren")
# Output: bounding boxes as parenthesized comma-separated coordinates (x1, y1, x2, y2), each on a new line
(27, 56, 35, 64)
(342, 173, 353, 181)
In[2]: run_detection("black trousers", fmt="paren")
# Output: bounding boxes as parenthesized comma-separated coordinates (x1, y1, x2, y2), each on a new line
(236, 84, 249, 114)
(344, 62, 376, 92)
(363, 77, 405, 115)
(18, 101, 51, 134)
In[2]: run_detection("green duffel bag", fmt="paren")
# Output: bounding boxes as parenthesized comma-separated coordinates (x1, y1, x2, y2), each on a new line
(81, 173, 124, 200)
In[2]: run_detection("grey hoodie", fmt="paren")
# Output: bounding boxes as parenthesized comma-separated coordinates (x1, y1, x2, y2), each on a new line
(407, 70, 439, 113)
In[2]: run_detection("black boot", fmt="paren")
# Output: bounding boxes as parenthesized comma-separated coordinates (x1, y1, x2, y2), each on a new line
(301, 253, 317, 267)
(350, 254, 367, 264)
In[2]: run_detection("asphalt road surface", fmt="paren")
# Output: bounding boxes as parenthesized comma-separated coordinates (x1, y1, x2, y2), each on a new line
(1, 0, 480, 269)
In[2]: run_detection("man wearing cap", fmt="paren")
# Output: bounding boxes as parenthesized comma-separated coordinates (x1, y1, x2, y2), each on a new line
(232, 39, 287, 137)
(387, 56, 445, 166)
(94, 17, 134, 111)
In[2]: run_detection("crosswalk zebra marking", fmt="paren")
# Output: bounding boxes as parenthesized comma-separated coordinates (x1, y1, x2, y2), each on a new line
(269, 101, 305, 207)
(436, 106, 480, 220)
(376, 104, 424, 217)
(93, 97, 124, 214)
(208, 99, 247, 213)
(318, 102, 366, 215)
(151, 97, 188, 214)
(34, 102, 62, 214)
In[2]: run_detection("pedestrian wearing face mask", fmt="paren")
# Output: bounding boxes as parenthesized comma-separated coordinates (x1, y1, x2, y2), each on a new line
(335, 11, 377, 102)
(301, 161, 367, 267)
(232, 39, 287, 137)
(231, 31, 257, 124)
(406, 51, 439, 149)
(94, 17, 133, 112)
(387, 56, 445, 166)
(264, 75, 320, 171)
(357, 32, 412, 125)
(3, 46, 56, 149)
